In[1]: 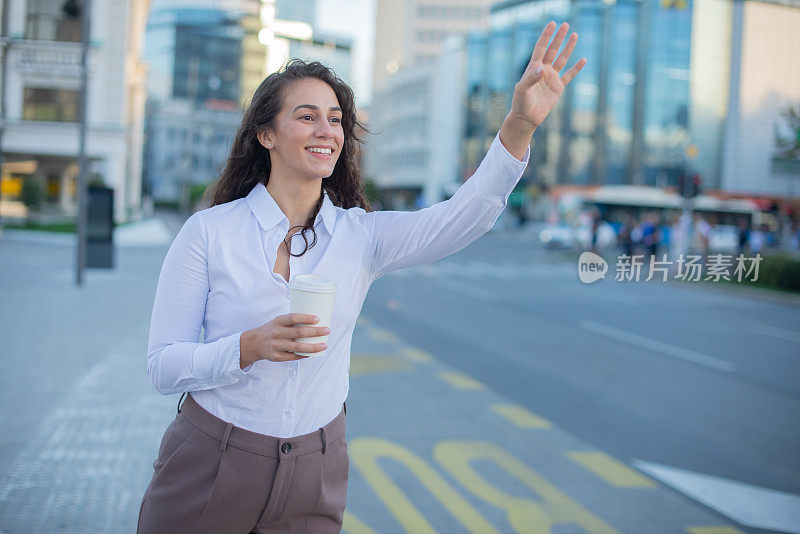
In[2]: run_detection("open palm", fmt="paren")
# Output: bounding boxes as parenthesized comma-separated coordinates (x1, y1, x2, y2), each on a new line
(510, 21, 587, 131)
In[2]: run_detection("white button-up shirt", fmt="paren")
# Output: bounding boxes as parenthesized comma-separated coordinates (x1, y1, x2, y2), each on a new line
(146, 132, 529, 437)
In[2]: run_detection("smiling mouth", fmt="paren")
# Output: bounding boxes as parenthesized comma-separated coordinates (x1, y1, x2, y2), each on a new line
(306, 148, 333, 159)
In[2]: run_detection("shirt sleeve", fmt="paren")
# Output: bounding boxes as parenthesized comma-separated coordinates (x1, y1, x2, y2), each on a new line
(363, 131, 530, 279)
(146, 212, 251, 395)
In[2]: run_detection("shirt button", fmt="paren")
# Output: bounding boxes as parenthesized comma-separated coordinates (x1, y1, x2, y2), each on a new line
(289, 370, 296, 377)
(285, 409, 292, 417)
(281, 442, 292, 454)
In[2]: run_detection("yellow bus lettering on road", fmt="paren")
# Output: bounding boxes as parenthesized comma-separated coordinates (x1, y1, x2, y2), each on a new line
(342, 510, 378, 534)
(350, 437, 500, 534)
(434, 441, 620, 534)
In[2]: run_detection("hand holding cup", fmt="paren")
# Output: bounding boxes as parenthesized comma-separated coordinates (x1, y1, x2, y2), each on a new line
(240, 313, 330, 367)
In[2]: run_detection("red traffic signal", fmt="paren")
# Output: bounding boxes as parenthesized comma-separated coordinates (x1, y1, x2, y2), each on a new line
(690, 174, 702, 197)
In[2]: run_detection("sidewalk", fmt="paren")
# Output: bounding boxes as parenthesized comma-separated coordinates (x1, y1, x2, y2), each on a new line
(0, 213, 178, 248)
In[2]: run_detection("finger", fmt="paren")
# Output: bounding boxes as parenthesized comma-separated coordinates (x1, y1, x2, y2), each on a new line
(561, 58, 587, 87)
(519, 65, 546, 89)
(280, 313, 319, 326)
(289, 325, 330, 338)
(286, 340, 327, 354)
(543, 22, 569, 65)
(279, 350, 309, 361)
(529, 21, 556, 67)
(553, 32, 578, 73)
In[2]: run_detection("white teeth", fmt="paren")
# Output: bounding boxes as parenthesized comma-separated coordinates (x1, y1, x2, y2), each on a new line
(307, 147, 332, 155)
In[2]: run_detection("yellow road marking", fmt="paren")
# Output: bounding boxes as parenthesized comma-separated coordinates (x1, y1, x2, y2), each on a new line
(368, 327, 399, 343)
(435, 440, 620, 533)
(400, 346, 434, 363)
(350, 437, 500, 534)
(342, 510, 377, 534)
(567, 451, 655, 488)
(490, 403, 552, 429)
(438, 371, 485, 391)
(349, 354, 412, 377)
(686, 528, 746, 534)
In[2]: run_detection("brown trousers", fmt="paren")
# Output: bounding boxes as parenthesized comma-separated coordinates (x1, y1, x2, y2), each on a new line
(138, 393, 348, 533)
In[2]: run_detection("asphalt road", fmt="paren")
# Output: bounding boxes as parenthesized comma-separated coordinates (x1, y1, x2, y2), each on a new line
(360, 230, 800, 532)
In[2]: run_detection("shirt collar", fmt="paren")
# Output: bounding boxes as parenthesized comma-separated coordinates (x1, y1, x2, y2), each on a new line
(246, 181, 337, 235)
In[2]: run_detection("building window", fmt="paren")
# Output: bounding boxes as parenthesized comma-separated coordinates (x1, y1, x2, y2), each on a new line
(25, 0, 83, 42)
(23, 87, 79, 122)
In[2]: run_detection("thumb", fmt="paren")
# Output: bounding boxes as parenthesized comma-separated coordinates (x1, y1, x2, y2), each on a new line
(522, 65, 545, 88)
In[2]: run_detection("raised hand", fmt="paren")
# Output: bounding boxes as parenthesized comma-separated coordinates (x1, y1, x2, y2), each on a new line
(498, 21, 587, 160)
(510, 21, 587, 131)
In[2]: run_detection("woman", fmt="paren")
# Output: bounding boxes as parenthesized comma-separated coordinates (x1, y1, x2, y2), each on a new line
(138, 21, 585, 534)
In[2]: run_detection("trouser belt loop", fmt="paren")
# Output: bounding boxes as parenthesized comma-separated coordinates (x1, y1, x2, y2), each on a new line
(343, 401, 347, 416)
(220, 422, 234, 452)
(320, 427, 327, 455)
(177, 392, 187, 414)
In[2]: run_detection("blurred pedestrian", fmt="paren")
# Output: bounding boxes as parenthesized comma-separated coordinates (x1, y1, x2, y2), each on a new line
(618, 213, 635, 258)
(590, 208, 602, 254)
(137, 19, 587, 534)
(750, 224, 766, 254)
(737, 218, 750, 255)
(694, 214, 712, 260)
(791, 222, 800, 252)
(517, 202, 529, 229)
(660, 216, 672, 255)
(641, 212, 660, 264)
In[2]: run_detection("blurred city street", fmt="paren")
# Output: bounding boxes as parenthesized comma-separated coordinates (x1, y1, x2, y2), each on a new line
(2, 0, 800, 531)
(1, 219, 798, 533)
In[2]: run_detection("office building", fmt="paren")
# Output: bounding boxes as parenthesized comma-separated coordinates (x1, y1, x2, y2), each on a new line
(0, 0, 150, 223)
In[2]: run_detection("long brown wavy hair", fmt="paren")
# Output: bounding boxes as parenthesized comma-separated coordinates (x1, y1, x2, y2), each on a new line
(202, 59, 372, 257)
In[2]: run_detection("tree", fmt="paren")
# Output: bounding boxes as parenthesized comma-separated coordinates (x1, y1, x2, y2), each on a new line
(20, 176, 43, 209)
(775, 103, 800, 161)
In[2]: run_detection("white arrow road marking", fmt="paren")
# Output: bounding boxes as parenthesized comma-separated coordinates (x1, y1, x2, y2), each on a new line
(633, 460, 800, 533)
(580, 320, 736, 372)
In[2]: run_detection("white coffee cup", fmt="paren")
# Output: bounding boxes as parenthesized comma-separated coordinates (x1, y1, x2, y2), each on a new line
(288, 274, 337, 356)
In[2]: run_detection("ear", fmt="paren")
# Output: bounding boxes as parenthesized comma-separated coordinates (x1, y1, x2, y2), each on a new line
(257, 129, 273, 149)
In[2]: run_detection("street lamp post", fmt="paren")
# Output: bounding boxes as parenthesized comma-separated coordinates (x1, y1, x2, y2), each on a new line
(76, 0, 92, 286)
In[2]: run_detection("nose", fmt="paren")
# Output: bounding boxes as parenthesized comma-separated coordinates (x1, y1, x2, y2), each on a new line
(316, 119, 334, 139)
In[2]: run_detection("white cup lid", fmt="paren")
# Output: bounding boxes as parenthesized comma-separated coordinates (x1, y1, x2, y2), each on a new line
(289, 273, 338, 293)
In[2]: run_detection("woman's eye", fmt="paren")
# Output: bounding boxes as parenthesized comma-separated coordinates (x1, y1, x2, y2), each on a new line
(331, 117, 341, 123)
(301, 115, 313, 120)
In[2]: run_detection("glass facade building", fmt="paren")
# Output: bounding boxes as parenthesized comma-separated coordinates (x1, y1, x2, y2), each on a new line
(143, 8, 245, 203)
(463, 0, 702, 190)
(144, 8, 244, 105)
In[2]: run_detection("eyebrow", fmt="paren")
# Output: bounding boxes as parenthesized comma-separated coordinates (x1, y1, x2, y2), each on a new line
(292, 104, 342, 113)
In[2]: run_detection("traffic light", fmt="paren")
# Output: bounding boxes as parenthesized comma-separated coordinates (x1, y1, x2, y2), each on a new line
(677, 172, 702, 198)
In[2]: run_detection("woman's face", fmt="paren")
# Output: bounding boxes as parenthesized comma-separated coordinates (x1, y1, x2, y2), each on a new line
(261, 78, 345, 182)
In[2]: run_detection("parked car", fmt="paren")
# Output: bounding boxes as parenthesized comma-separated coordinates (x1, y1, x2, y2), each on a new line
(576, 221, 618, 251)
(709, 224, 739, 254)
(539, 225, 576, 249)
